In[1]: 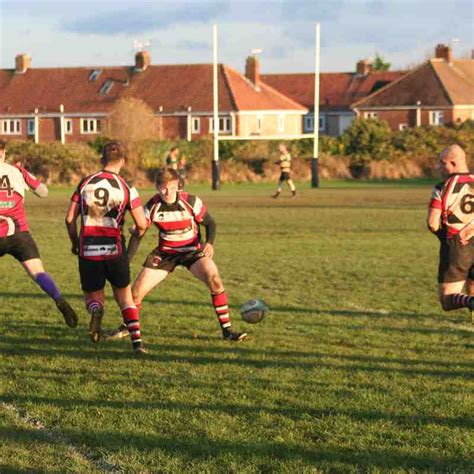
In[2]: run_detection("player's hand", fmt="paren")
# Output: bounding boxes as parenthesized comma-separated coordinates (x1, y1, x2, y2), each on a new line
(459, 222, 474, 245)
(71, 245, 79, 255)
(202, 243, 214, 259)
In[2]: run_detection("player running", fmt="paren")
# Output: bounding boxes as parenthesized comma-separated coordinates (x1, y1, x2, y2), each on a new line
(0, 139, 78, 327)
(65, 141, 148, 352)
(273, 143, 296, 198)
(107, 167, 248, 342)
(427, 144, 474, 317)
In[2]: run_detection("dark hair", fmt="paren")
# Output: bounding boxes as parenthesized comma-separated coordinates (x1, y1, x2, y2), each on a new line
(101, 140, 126, 165)
(170, 146, 179, 153)
(0, 139, 6, 151)
(155, 167, 179, 187)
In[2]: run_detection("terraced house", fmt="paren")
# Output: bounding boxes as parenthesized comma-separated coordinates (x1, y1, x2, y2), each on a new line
(0, 51, 307, 143)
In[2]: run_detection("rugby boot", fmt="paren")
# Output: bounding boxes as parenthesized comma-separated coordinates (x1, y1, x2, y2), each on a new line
(223, 329, 248, 342)
(272, 192, 280, 199)
(133, 345, 149, 355)
(104, 323, 129, 341)
(56, 297, 78, 328)
(89, 306, 104, 343)
(468, 298, 474, 324)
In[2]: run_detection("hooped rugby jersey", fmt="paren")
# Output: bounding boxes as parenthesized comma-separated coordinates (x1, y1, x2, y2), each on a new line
(432, 173, 474, 239)
(279, 153, 292, 173)
(0, 162, 42, 237)
(145, 191, 207, 254)
(72, 171, 142, 260)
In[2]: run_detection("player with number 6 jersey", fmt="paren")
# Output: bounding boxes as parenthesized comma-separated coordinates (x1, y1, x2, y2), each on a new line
(65, 140, 148, 352)
(0, 139, 78, 327)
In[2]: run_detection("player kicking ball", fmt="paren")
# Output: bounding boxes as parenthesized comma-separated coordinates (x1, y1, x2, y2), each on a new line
(65, 141, 148, 353)
(107, 168, 248, 342)
(0, 140, 78, 327)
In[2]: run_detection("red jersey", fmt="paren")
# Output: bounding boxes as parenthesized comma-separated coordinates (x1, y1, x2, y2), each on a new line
(437, 173, 474, 239)
(144, 191, 207, 254)
(0, 162, 42, 237)
(72, 171, 142, 260)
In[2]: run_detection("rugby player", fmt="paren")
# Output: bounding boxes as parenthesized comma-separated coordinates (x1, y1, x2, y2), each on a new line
(427, 144, 474, 314)
(65, 141, 148, 352)
(107, 167, 248, 342)
(0, 139, 78, 327)
(166, 146, 179, 171)
(273, 143, 296, 198)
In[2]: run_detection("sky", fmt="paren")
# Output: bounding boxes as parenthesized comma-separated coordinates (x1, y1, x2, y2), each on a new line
(0, 0, 472, 74)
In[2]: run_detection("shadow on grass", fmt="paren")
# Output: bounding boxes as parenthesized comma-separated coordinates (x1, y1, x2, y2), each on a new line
(0, 414, 472, 471)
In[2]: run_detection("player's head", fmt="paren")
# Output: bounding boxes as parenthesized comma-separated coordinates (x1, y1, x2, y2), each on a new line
(0, 139, 6, 161)
(170, 146, 179, 157)
(101, 140, 127, 167)
(279, 142, 287, 153)
(439, 144, 468, 176)
(155, 167, 179, 203)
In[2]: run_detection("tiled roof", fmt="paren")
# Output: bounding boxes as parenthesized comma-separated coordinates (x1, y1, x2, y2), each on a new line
(261, 70, 406, 111)
(0, 62, 307, 116)
(353, 59, 474, 108)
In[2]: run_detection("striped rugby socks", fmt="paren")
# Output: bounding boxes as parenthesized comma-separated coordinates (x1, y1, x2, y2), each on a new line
(122, 306, 142, 350)
(212, 290, 231, 331)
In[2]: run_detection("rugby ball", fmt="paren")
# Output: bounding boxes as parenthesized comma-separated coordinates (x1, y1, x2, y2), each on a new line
(240, 299, 269, 324)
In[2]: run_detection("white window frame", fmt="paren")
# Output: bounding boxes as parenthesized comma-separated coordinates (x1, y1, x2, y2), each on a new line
(99, 80, 113, 95)
(27, 119, 35, 135)
(319, 115, 326, 132)
(80, 118, 100, 134)
(399, 123, 408, 131)
(256, 115, 263, 133)
(191, 117, 201, 134)
(304, 116, 314, 132)
(65, 118, 73, 134)
(429, 110, 444, 126)
(278, 114, 285, 133)
(1, 119, 21, 135)
(364, 112, 379, 119)
(209, 116, 231, 133)
(89, 69, 102, 81)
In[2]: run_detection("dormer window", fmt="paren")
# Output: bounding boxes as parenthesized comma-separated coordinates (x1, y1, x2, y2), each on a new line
(89, 69, 102, 81)
(99, 80, 113, 95)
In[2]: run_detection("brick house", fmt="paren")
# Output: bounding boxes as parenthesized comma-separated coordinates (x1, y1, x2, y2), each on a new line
(261, 61, 405, 136)
(0, 52, 307, 143)
(352, 45, 474, 130)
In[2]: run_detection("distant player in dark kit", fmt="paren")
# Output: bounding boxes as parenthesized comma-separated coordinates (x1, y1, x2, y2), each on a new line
(65, 141, 148, 352)
(0, 139, 78, 327)
(427, 144, 474, 317)
(107, 168, 248, 342)
(273, 143, 296, 198)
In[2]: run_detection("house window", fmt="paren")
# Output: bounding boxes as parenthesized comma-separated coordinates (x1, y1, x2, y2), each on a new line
(319, 115, 326, 132)
(99, 80, 113, 95)
(89, 69, 102, 81)
(1, 119, 21, 135)
(191, 117, 201, 134)
(278, 115, 285, 132)
(364, 112, 379, 119)
(65, 119, 73, 134)
(256, 115, 263, 133)
(81, 118, 101, 134)
(429, 110, 444, 126)
(304, 116, 314, 132)
(27, 119, 35, 135)
(399, 123, 408, 131)
(209, 117, 231, 133)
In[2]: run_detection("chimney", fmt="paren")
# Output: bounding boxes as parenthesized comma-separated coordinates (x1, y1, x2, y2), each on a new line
(135, 50, 151, 71)
(245, 55, 260, 87)
(435, 44, 452, 63)
(356, 59, 372, 75)
(15, 54, 31, 74)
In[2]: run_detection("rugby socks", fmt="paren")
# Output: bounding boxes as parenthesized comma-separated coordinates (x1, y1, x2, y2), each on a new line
(86, 299, 103, 316)
(445, 293, 473, 311)
(212, 290, 231, 331)
(122, 306, 143, 350)
(35, 272, 61, 302)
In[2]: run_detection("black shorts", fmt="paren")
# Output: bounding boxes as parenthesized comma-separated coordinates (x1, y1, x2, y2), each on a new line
(279, 172, 291, 181)
(143, 248, 205, 273)
(79, 253, 131, 292)
(438, 237, 474, 284)
(0, 232, 40, 262)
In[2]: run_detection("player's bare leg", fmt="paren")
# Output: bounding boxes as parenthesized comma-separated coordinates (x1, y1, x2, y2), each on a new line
(22, 258, 78, 327)
(84, 289, 105, 342)
(189, 257, 247, 341)
(287, 179, 296, 198)
(273, 180, 283, 198)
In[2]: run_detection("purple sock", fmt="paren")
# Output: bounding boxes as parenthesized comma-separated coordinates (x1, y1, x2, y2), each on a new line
(35, 272, 62, 302)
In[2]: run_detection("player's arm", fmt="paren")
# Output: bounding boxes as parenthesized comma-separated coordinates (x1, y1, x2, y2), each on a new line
(459, 221, 474, 245)
(127, 206, 148, 260)
(16, 164, 48, 198)
(201, 211, 216, 259)
(65, 200, 80, 255)
(427, 207, 442, 234)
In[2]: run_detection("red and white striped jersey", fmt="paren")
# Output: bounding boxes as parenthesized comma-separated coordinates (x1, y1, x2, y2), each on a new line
(438, 173, 474, 238)
(71, 170, 142, 260)
(144, 191, 207, 254)
(0, 163, 42, 237)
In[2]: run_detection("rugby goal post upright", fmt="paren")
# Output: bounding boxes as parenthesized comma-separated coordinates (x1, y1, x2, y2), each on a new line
(311, 22, 321, 188)
(212, 24, 220, 190)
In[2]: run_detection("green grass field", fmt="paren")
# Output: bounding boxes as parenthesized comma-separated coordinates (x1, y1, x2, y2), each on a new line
(1, 181, 473, 473)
